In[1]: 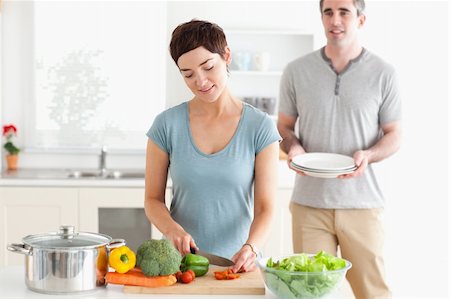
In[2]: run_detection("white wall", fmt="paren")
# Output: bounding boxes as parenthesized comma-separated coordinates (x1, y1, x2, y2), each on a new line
(0, 1, 34, 170)
(167, 1, 448, 298)
(360, 2, 448, 298)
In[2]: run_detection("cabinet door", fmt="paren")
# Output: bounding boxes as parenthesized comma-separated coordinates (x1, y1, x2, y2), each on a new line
(0, 187, 78, 266)
(79, 188, 145, 232)
(78, 187, 171, 250)
(260, 188, 294, 257)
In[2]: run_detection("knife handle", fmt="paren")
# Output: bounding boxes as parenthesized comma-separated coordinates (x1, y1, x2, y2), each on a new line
(190, 247, 196, 254)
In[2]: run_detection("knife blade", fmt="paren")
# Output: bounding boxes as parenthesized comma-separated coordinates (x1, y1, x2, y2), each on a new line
(191, 248, 235, 266)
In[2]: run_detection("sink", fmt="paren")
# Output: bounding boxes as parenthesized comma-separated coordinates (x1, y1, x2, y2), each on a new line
(67, 171, 103, 178)
(106, 171, 146, 179)
(0, 168, 145, 180)
(67, 170, 145, 179)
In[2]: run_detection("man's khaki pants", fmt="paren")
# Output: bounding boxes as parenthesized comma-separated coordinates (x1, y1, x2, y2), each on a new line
(290, 202, 391, 299)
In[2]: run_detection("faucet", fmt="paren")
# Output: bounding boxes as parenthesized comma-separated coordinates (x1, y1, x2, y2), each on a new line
(99, 146, 108, 176)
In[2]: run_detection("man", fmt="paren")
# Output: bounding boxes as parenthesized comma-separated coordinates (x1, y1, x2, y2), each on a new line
(277, 0, 402, 298)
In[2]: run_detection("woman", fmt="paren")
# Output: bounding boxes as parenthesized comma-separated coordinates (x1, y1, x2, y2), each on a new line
(145, 20, 280, 273)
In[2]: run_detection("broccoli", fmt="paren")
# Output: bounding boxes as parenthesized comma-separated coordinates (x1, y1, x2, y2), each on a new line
(136, 239, 182, 276)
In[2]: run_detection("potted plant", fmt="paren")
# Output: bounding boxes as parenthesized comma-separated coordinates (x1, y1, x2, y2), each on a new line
(2, 124, 21, 170)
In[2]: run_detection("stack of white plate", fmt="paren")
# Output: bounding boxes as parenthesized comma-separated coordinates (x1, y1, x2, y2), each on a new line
(290, 153, 357, 178)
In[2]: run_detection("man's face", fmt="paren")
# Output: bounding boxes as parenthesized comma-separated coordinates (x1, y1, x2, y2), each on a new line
(321, 0, 365, 47)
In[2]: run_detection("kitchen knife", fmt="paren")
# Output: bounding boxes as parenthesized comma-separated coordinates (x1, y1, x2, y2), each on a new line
(191, 248, 235, 266)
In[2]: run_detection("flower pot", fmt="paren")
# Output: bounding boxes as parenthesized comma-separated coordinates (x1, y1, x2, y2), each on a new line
(6, 154, 19, 170)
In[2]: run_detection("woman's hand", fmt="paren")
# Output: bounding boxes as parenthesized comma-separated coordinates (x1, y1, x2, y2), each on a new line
(230, 244, 257, 273)
(165, 226, 198, 256)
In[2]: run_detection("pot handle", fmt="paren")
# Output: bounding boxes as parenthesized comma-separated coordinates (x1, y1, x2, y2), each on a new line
(7, 243, 32, 256)
(107, 238, 126, 249)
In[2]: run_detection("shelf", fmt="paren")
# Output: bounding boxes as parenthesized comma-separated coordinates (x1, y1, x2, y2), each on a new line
(224, 29, 314, 114)
(226, 31, 313, 72)
(226, 29, 312, 36)
(230, 70, 283, 76)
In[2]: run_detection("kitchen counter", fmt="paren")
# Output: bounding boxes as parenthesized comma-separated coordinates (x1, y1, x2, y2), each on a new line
(0, 266, 354, 299)
(0, 266, 277, 299)
(0, 162, 296, 188)
(0, 168, 146, 187)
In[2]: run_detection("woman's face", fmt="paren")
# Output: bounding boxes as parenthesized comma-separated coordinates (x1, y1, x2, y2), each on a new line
(177, 46, 231, 103)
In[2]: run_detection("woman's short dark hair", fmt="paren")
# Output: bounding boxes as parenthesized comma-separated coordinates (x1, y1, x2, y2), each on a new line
(169, 20, 228, 65)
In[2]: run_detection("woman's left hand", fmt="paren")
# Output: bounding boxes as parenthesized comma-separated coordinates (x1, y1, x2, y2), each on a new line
(229, 244, 257, 273)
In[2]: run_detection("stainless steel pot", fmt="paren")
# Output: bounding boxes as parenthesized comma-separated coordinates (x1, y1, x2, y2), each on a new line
(7, 225, 125, 294)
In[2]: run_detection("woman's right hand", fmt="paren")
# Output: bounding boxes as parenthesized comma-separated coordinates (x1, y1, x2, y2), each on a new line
(165, 226, 198, 256)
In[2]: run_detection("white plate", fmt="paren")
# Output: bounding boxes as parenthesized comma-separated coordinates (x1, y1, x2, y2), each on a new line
(290, 162, 356, 178)
(292, 153, 356, 171)
(303, 169, 355, 178)
(290, 162, 357, 173)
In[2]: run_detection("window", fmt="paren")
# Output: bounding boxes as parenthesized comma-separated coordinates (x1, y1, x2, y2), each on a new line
(29, 1, 166, 150)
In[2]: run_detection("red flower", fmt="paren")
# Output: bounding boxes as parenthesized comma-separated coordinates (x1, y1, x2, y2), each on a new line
(2, 124, 20, 155)
(2, 124, 17, 136)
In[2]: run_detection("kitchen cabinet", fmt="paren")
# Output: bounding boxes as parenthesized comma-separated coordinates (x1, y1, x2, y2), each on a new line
(0, 187, 79, 266)
(226, 30, 314, 116)
(0, 182, 294, 266)
(78, 187, 171, 250)
(78, 186, 294, 258)
(0, 185, 168, 267)
(260, 188, 294, 257)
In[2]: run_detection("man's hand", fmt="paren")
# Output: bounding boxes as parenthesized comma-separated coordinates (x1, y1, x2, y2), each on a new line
(339, 150, 369, 179)
(287, 145, 306, 176)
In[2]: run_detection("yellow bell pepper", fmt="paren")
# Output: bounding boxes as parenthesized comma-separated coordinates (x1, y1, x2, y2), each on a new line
(109, 246, 136, 274)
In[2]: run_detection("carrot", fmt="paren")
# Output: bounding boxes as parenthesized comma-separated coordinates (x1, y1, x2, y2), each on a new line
(105, 268, 177, 287)
(214, 268, 240, 280)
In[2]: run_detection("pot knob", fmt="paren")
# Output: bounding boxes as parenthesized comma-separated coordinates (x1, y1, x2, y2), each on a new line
(59, 225, 75, 239)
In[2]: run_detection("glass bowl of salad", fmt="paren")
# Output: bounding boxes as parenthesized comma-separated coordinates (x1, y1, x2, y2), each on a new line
(256, 251, 352, 299)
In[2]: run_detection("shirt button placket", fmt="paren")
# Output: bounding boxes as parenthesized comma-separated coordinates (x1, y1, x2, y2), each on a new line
(335, 75, 341, 96)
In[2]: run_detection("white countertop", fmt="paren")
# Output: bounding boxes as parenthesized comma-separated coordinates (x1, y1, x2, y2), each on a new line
(0, 162, 296, 189)
(0, 266, 354, 299)
(0, 266, 277, 299)
(0, 168, 146, 188)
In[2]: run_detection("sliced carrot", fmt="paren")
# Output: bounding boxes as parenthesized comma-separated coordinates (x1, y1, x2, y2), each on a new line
(214, 268, 240, 280)
(227, 273, 240, 279)
(105, 269, 177, 287)
(214, 272, 226, 280)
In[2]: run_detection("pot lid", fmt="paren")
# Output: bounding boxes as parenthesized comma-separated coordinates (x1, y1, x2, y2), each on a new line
(22, 225, 112, 249)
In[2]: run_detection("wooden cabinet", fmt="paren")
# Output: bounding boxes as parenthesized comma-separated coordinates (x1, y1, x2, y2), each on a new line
(0, 187, 78, 266)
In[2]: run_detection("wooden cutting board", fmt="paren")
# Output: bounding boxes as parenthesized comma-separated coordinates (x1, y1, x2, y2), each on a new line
(123, 266, 266, 295)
